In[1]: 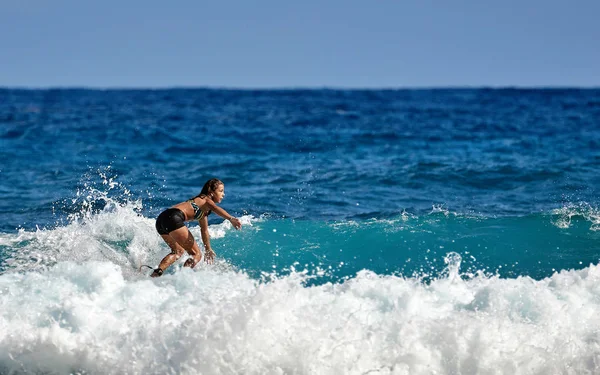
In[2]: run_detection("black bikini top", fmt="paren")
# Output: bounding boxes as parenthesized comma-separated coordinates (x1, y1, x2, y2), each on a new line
(188, 198, 211, 220)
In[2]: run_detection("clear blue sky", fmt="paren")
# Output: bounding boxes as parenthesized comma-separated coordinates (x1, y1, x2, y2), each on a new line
(1, 0, 599, 88)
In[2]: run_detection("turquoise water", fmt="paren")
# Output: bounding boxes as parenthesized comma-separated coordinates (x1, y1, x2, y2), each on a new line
(1, 88, 600, 374)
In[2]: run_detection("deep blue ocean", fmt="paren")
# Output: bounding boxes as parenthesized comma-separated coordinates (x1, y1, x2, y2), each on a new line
(1, 88, 600, 374)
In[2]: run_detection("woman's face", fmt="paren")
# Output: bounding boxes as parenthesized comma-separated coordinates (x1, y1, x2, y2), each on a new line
(211, 184, 225, 203)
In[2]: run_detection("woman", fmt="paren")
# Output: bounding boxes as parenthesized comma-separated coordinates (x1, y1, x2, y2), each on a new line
(151, 178, 242, 277)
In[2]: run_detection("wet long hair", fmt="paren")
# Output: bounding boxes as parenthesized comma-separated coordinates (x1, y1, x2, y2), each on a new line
(195, 178, 223, 199)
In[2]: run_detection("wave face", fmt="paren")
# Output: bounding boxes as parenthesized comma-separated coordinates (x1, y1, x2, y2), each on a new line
(2, 198, 600, 282)
(1, 88, 600, 374)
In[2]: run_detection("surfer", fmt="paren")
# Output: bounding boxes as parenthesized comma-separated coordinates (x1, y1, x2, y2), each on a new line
(150, 178, 242, 277)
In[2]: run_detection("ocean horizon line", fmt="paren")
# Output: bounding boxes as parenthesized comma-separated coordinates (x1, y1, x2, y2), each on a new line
(1, 85, 599, 92)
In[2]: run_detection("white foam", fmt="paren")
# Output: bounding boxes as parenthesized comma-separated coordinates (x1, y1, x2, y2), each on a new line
(1, 256, 600, 374)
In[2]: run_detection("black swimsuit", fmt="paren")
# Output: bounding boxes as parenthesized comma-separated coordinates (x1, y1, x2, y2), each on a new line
(155, 198, 211, 235)
(155, 208, 186, 235)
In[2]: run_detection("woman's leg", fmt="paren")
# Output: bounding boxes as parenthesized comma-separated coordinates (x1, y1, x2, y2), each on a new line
(157, 226, 202, 272)
(156, 233, 185, 272)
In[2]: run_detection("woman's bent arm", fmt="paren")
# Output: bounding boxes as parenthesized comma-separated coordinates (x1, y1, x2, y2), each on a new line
(203, 199, 242, 229)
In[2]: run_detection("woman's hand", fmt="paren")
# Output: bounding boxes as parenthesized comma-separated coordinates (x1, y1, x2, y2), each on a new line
(229, 217, 242, 230)
(204, 247, 216, 264)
